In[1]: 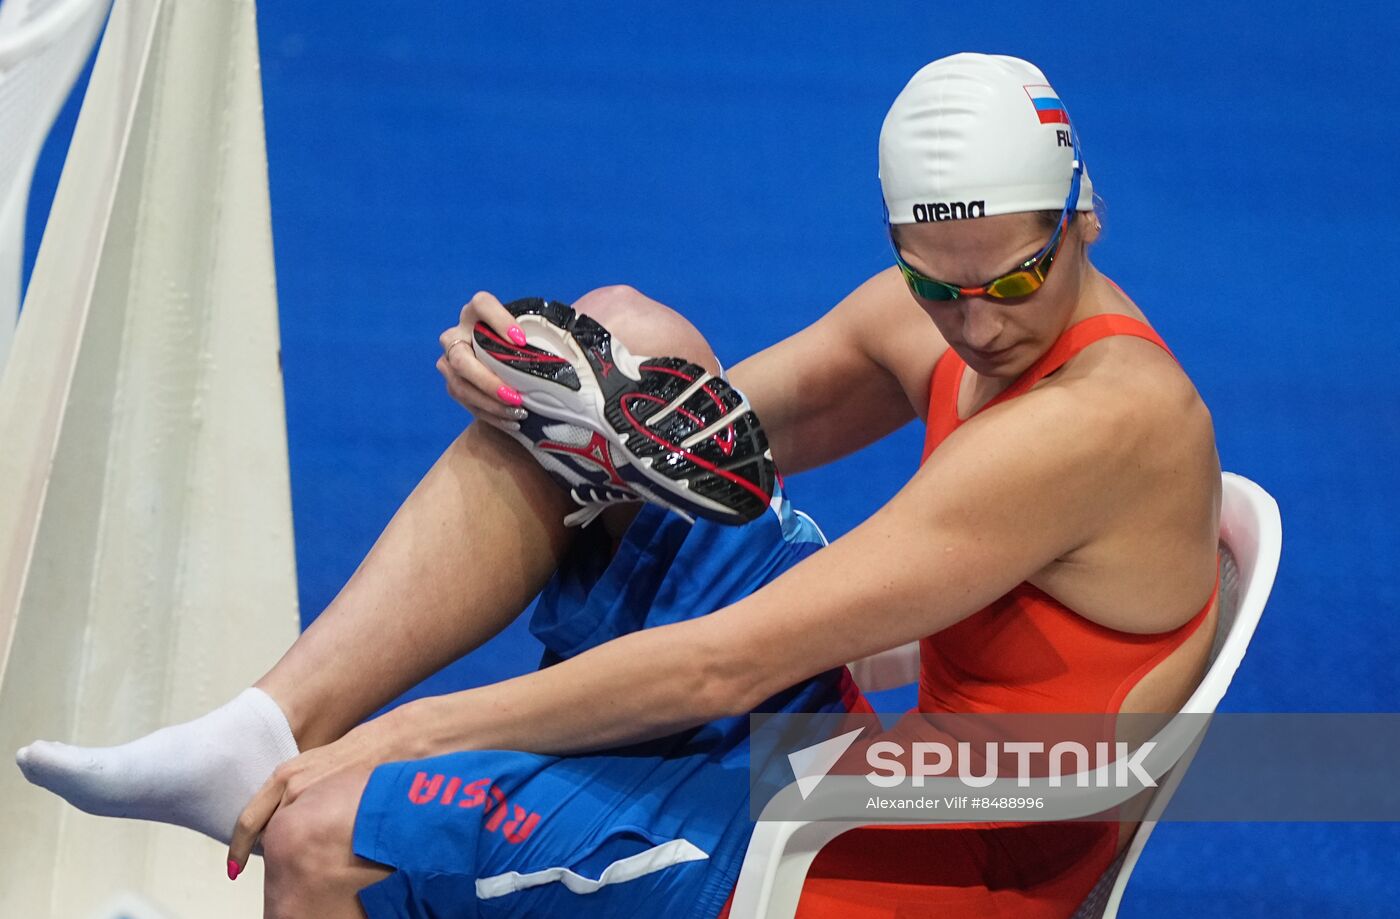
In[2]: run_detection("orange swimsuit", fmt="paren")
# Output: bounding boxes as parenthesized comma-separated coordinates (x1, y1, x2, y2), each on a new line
(787, 314, 1217, 918)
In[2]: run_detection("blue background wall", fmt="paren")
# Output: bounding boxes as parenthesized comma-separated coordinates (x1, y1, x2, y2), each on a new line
(24, 2, 1398, 914)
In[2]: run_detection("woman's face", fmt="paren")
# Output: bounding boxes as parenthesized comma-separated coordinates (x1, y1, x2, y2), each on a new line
(892, 212, 1096, 379)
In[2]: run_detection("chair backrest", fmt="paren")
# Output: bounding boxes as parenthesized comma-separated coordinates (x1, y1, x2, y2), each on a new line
(1184, 472, 1281, 714)
(0, 0, 110, 373)
(733, 473, 1282, 919)
(1079, 471, 1280, 918)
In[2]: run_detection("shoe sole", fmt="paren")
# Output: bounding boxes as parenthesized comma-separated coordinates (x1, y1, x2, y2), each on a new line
(473, 298, 775, 524)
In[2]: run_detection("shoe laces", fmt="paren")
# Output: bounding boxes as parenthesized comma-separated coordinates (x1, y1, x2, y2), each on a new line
(563, 483, 643, 528)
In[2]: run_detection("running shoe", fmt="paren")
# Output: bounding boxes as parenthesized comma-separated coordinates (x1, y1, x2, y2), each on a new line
(472, 297, 775, 526)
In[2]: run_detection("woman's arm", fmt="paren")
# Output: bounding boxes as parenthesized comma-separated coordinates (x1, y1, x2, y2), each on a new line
(729, 268, 932, 475)
(396, 376, 1135, 758)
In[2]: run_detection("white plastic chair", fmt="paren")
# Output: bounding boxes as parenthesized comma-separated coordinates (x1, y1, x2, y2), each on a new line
(732, 472, 1282, 918)
(0, 0, 111, 374)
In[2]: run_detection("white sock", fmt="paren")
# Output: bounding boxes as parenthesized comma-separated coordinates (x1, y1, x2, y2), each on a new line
(15, 687, 299, 845)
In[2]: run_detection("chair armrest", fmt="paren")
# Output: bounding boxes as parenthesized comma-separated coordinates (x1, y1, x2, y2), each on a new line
(730, 816, 869, 919)
(846, 641, 920, 693)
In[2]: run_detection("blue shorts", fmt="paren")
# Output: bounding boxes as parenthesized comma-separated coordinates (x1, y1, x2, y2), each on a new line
(352, 491, 863, 918)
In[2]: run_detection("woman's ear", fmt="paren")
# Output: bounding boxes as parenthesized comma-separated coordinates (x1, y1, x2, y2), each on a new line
(1080, 212, 1102, 246)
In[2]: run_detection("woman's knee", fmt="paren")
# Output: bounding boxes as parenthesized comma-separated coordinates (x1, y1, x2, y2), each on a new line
(262, 798, 343, 916)
(573, 285, 721, 376)
(263, 797, 330, 874)
(262, 772, 387, 914)
(572, 283, 651, 317)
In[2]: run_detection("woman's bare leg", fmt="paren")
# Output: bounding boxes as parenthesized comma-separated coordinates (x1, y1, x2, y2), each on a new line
(256, 283, 716, 750)
(256, 422, 573, 749)
(256, 284, 729, 917)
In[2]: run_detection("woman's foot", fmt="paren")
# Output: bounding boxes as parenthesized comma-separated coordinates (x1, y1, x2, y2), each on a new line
(15, 687, 299, 844)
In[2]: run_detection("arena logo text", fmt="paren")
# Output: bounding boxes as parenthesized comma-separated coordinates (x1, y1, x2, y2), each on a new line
(912, 200, 986, 222)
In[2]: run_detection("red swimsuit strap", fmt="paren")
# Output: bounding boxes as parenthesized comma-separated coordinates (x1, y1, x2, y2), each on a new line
(987, 314, 1173, 409)
(921, 346, 967, 462)
(922, 314, 1173, 462)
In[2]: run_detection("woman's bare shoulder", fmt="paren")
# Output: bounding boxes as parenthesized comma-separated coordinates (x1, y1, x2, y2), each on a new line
(838, 267, 950, 415)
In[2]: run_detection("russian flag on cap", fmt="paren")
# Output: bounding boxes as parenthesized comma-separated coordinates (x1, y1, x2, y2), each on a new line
(1023, 84, 1070, 125)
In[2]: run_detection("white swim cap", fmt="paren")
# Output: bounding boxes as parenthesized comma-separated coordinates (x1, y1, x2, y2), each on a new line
(879, 53, 1095, 224)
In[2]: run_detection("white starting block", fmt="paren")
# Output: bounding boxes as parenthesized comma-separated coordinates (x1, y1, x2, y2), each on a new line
(0, 0, 297, 915)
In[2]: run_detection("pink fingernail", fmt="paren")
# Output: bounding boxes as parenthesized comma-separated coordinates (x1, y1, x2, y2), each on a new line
(227, 858, 241, 880)
(497, 385, 523, 407)
(508, 326, 527, 347)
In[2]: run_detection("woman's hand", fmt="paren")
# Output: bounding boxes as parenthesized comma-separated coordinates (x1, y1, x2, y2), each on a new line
(225, 715, 412, 878)
(437, 291, 531, 425)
